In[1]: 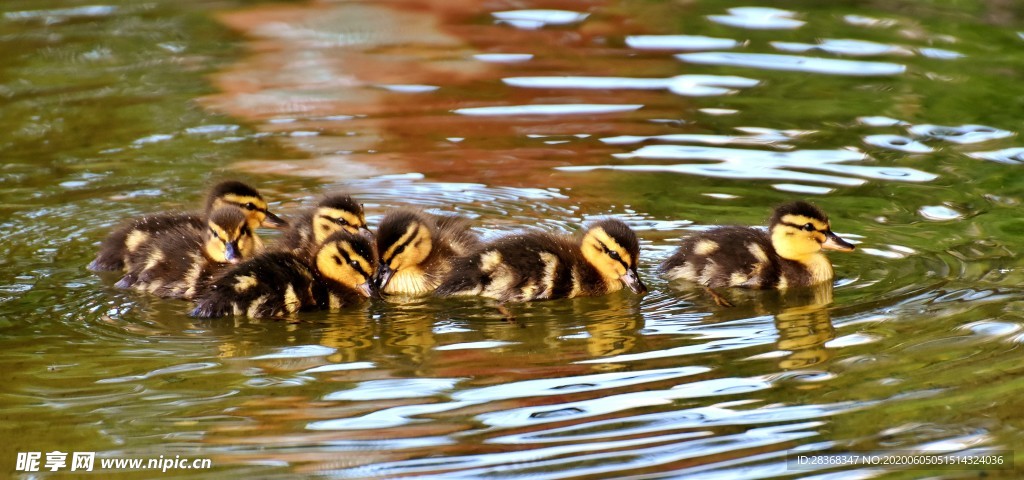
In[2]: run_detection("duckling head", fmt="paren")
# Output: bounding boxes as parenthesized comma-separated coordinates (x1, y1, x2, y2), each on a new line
(581, 219, 648, 295)
(312, 194, 371, 244)
(373, 210, 434, 293)
(769, 201, 855, 262)
(316, 231, 376, 297)
(207, 180, 287, 229)
(204, 207, 258, 264)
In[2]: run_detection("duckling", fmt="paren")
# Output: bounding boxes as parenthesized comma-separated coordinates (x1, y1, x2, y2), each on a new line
(659, 201, 854, 307)
(191, 231, 376, 319)
(89, 180, 286, 272)
(436, 219, 648, 303)
(117, 207, 260, 299)
(373, 209, 479, 295)
(277, 194, 371, 252)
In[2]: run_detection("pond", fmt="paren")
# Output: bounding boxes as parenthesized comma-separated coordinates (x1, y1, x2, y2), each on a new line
(3, 0, 1024, 478)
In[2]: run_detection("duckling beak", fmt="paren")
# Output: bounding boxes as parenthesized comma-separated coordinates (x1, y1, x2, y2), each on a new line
(372, 263, 394, 294)
(262, 210, 288, 228)
(621, 269, 648, 295)
(225, 241, 242, 264)
(356, 281, 373, 298)
(822, 230, 855, 252)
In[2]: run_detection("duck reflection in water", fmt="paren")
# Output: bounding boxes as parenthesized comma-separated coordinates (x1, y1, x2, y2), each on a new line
(772, 281, 836, 370)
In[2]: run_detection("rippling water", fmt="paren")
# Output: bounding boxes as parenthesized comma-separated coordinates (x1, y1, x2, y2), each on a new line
(3, 0, 1024, 478)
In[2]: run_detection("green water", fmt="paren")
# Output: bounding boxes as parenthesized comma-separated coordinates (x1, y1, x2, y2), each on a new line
(3, 0, 1024, 478)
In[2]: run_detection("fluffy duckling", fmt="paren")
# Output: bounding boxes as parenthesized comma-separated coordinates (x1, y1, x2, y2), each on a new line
(277, 194, 371, 252)
(117, 207, 260, 299)
(659, 201, 854, 306)
(373, 209, 479, 295)
(89, 180, 286, 272)
(436, 219, 648, 303)
(190, 231, 375, 319)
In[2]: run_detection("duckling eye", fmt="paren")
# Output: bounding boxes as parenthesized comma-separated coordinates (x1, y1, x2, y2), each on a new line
(394, 245, 406, 256)
(244, 202, 257, 211)
(802, 223, 816, 232)
(333, 218, 349, 226)
(349, 259, 361, 269)
(608, 250, 621, 261)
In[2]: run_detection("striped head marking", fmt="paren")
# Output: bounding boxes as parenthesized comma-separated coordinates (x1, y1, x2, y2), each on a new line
(769, 201, 855, 261)
(204, 207, 257, 264)
(317, 231, 376, 297)
(581, 219, 647, 295)
(313, 195, 370, 243)
(373, 210, 433, 292)
(208, 180, 286, 229)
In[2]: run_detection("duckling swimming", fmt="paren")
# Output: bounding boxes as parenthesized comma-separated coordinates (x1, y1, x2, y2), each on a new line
(191, 230, 375, 319)
(436, 219, 648, 303)
(117, 207, 260, 299)
(89, 180, 286, 272)
(659, 201, 854, 306)
(277, 194, 370, 252)
(373, 209, 479, 295)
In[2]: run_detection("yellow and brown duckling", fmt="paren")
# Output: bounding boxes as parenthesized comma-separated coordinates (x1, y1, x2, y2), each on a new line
(116, 207, 261, 299)
(89, 180, 286, 272)
(277, 194, 370, 252)
(659, 201, 855, 306)
(436, 219, 648, 303)
(191, 230, 376, 319)
(373, 208, 479, 295)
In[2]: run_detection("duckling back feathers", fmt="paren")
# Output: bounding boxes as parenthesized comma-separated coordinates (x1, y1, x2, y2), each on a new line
(89, 212, 205, 271)
(191, 230, 375, 318)
(89, 180, 282, 272)
(120, 207, 256, 299)
(660, 201, 853, 289)
(436, 219, 646, 302)
(191, 251, 317, 318)
(435, 232, 600, 302)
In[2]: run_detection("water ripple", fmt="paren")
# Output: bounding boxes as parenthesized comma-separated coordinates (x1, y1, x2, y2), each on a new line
(864, 134, 934, 153)
(772, 38, 910, 56)
(678, 52, 906, 76)
(559, 145, 937, 186)
(503, 74, 759, 97)
(626, 35, 740, 51)
(325, 378, 464, 401)
(453, 366, 709, 403)
(452, 104, 643, 116)
(907, 124, 1013, 144)
(492, 9, 589, 30)
(708, 7, 805, 30)
(968, 147, 1024, 164)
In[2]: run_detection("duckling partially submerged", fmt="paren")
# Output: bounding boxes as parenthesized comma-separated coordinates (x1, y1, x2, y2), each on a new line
(118, 207, 260, 299)
(277, 194, 370, 252)
(660, 201, 854, 306)
(373, 209, 479, 295)
(191, 231, 375, 319)
(89, 180, 285, 272)
(436, 219, 648, 303)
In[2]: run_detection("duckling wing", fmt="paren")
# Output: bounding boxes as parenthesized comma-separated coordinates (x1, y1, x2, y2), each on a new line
(192, 252, 315, 318)
(431, 213, 480, 255)
(436, 233, 576, 302)
(276, 210, 316, 252)
(121, 224, 206, 296)
(660, 226, 781, 289)
(90, 211, 203, 271)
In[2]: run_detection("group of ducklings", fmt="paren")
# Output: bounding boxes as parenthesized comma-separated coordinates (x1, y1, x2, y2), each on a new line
(89, 180, 855, 319)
